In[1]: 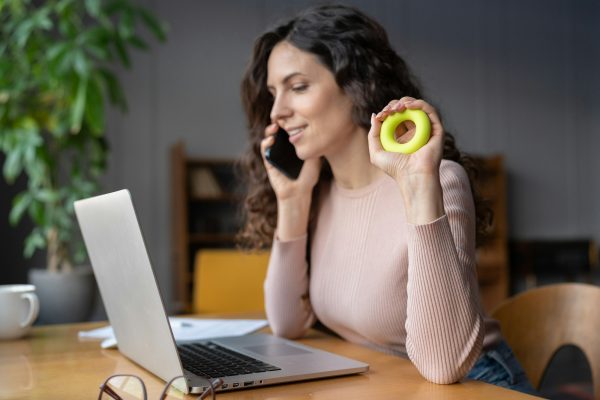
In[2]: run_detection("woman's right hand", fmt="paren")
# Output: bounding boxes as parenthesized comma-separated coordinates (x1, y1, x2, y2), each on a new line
(261, 123, 321, 240)
(260, 123, 321, 201)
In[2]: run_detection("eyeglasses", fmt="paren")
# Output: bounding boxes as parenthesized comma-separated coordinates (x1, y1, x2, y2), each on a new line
(98, 374, 224, 400)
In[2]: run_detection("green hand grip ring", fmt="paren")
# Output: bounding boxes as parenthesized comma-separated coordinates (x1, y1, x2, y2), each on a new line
(380, 109, 431, 154)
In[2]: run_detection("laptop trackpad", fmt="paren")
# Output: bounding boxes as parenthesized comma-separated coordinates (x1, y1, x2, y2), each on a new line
(245, 344, 311, 357)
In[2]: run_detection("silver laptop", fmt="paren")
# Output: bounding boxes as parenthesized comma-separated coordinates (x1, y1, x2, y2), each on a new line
(74, 189, 368, 394)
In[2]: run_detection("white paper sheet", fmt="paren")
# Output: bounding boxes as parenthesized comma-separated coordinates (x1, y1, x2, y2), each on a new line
(78, 318, 268, 342)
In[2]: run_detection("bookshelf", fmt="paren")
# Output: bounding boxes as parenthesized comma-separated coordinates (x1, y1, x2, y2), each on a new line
(170, 141, 244, 312)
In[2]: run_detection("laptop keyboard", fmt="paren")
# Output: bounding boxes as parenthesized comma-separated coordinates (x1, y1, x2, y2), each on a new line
(178, 342, 281, 379)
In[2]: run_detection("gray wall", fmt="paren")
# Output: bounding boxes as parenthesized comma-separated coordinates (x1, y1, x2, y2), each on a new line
(3, 1, 598, 312)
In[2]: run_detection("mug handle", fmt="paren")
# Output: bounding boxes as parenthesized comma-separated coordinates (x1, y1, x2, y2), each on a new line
(21, 292, 40, 328)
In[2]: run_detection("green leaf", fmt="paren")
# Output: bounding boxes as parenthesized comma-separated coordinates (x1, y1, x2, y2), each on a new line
(84, 74, 104, 135)
(73, 239, 88, 264)
(98, 68, 127, 111)
(118, 9, 134, 40)
(78, 179, 96, 195)
(73, 50, 90, 78)
(46, 42, 69, 61)
(29, 199, 45, 227)
(85, 43, 109, 61)
(113, 34, 130, 67)
(128, 34, 148, 50)
(84, 0, 101, 18)
(23, 129, 42, 164)
(3, 145, 23, 182)
(90, 136, 108, 171)
(35, 189, 60, 203)
(25, 148, 50, 188)
(70, 76, 87, 133)
(32, 7, 52, 31)
(137, 7, 167, 41)
(14, 19, 35, 48)
(55, 209, 73, 237)
(12, 6, 53, 49)
(9, 192, 32, 226)
(0, 129, 10, 153)
(103, 0, 125, 16)
(18, 116, 39, 131)
(83, 25, 109, 44)
(24, 229, 46, 258)
(56, 0, 74, 16)
(55, 46, 75, 75)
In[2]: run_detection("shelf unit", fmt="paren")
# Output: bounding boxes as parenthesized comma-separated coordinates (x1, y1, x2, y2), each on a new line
(170, 141, 244, 312)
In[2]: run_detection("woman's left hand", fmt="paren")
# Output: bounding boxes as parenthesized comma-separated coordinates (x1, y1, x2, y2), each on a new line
(367, 97, 444, 182)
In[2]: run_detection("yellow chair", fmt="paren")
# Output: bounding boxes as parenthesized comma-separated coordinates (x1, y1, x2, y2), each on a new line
(492, 283, 600, 399)
(193, 249, 270, 314)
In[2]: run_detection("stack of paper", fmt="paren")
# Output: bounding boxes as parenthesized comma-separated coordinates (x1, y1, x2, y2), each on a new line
(79, 318, 268, 343)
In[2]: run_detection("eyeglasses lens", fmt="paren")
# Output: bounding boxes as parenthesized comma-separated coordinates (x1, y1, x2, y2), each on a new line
(161, 376, 187, 399)
(101, 375, 145, 400)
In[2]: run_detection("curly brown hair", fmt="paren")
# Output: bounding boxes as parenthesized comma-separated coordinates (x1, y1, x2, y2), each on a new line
(237, 4, 492, 250)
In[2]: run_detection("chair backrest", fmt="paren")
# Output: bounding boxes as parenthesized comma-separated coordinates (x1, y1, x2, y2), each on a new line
(193, 249, 270, 314)
(491, 283, 600, 399)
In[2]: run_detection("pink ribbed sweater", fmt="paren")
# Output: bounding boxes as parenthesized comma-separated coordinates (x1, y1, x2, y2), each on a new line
(264, 159, 502, 384)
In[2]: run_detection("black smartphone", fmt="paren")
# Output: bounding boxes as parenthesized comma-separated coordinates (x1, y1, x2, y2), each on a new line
(265, 127, 304, 179)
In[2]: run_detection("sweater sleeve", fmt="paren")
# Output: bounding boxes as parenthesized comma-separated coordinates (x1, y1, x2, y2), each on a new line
(263, 234, 317, 339)
(404, 161, 484, 384)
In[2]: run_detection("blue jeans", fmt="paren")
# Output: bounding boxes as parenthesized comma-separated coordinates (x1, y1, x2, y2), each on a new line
(467, 340, 538, 396)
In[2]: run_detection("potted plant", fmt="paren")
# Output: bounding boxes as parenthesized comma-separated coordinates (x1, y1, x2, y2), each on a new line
(0, 0, 166, 323)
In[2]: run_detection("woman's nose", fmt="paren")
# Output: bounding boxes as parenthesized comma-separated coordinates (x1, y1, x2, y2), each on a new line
(270, 94, 292, 122)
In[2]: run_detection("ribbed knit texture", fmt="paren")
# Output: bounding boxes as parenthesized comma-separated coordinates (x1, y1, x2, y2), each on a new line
(264, 160, 503, 384)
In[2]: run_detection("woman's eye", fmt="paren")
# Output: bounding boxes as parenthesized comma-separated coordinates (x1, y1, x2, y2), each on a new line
(292, 84, 308, 93)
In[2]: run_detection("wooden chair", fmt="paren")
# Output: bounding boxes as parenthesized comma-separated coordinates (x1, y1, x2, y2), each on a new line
(491, 283, 600, 399)
(193, 249, 270, 314)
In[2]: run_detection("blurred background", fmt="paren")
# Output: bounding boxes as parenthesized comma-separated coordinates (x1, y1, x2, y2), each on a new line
(2, 0, 599, 397)
(2, 0, 599, 313)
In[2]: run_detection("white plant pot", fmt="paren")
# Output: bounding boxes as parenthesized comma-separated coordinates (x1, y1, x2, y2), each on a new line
(28, 266, 96, 325)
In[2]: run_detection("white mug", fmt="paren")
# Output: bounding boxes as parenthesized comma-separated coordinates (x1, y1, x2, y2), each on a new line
(0, 284, 39, 340)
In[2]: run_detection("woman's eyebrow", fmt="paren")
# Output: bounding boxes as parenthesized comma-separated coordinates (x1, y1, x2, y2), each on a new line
(267, 72, 304, 91)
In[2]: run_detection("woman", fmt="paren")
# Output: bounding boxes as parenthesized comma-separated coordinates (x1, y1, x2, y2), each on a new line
(238, 4, 535, 394)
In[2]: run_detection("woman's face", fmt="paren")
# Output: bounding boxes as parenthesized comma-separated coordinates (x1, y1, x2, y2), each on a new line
(266, 41, 357, 160)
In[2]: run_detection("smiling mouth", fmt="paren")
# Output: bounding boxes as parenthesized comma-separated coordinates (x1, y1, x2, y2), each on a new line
(287, 126, 306, 136)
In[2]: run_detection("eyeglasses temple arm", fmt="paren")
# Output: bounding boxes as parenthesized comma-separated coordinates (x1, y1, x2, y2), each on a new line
(197, 378, 224, 400)
(100, 384, 126, 400)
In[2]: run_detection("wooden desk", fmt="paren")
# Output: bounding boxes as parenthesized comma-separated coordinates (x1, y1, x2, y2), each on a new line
(0, 320, 539, 399)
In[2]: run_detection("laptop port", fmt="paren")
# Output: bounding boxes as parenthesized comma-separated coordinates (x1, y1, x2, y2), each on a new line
(232, 383, 239, 388)
(221, 384, 228, 389)
(243, 381, 254, 387)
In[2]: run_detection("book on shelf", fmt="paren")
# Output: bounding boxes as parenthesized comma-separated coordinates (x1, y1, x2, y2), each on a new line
(190, 167, 222, 198)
